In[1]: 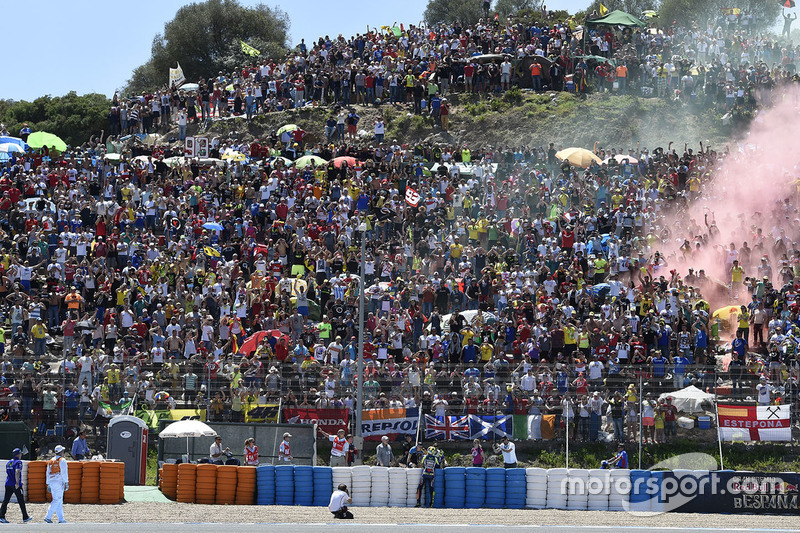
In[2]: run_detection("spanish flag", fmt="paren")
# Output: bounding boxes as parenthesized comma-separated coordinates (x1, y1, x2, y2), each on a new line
(231, 334, 240, 355)
(240, 40, 261, 57)
(600, 3, 609, 15)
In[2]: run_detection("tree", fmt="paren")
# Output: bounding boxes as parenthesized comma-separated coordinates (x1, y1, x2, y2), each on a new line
(124, 0, 289, 95)
(658, 0, 779, 31)
(424, 0, 485, 26)
(0, 92, 110, 148)
(494, 0, 543, 19)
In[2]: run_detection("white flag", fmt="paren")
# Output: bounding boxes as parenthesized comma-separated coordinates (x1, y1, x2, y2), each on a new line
(169, 62, 186, 88)
(405, 187, 420, 207)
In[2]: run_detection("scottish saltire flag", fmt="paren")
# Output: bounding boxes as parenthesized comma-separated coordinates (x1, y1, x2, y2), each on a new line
(469, 415, 513, 439)
(425, 415, 471, 440)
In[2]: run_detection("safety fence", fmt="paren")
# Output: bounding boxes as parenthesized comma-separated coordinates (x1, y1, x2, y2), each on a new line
(4, 460, 125, 504)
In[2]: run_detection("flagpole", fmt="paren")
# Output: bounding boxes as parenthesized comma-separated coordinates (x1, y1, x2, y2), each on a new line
(638, 372, 643, 469)
(565, 397, 570, 469)
(715, 377, 724, 470)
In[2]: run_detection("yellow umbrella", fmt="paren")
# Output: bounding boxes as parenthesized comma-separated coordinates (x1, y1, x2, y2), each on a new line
(221, 150, 246, 162)
(555, 147, 602, 168)
(712, 305, 743, 332)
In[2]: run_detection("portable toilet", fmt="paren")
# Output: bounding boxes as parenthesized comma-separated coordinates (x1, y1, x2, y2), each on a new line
(107, 415, 148, 485)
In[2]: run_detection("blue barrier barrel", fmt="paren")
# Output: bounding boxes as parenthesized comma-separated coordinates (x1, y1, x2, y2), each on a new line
(313, 466, 333, 507)
(256, 465, 276, 505)
(485, 468, 506, 509)
(505, 468, 526, 509)
(294, 465, 314, 506)
(465, 467, 486, 509)
(444, 467, 466, 509)
(274, 465, 295, 505)
(649, 471, 664, 513)
(629, 470, 651, 513)
(433, 468, 446, 508)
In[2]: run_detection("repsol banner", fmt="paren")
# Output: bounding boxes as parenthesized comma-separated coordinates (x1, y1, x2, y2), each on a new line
(362, 407, 419, 441)
(633, 470, 800, 514)
(283, 408, 349, 434)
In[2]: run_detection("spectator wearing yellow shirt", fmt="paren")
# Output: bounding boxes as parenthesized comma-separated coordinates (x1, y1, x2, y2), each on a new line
(593, 255, 608, 284)
(460, 327, 475, 347)
(730, 260, 744, 299)
(449, 242, 463, 265)
(31, 318, 47, 357)
(480, 341, 494, 362)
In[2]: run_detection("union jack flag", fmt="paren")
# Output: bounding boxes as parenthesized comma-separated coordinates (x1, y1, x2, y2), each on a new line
(425, 415, 471, 440)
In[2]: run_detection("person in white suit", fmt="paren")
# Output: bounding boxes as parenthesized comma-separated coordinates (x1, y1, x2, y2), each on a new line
(44, 445, 69, 523)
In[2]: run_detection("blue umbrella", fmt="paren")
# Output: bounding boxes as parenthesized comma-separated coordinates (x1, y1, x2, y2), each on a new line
(589, 283, 611, 297)
(202, 222, 224, 231)
(0, 143, 25, 154)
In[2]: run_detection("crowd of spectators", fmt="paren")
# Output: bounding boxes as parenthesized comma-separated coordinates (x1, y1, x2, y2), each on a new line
(109, 7, 800, 139)
(2, 9, 800, 448)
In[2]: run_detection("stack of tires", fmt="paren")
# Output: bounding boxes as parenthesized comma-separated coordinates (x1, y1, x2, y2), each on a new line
(20, 461, 28, 502)
(81, 461, 101, 504)
(546, 468, 568, 509)
(274, 465, 294, 505)
(26, 461, 47, 503)
(195, 464, 218, 504)
(405, 468, 422, 507)
(464, 467, 486, 509)
(443, 467, 465, 509)
(369, 467, 390, 507)
(629, 470, 651, 513)
(312, 467, 333, 507)
(588, 469, 610, 511)
(255, 465, 276, 505)
(485, 468, 506, 509)
(608, 469, 630, 511)
(505, 469, 526, 509)
(350, 465, 371, 507)
(331, 467, 351, 498)
(176, 463, 197, 503)
(235, 466, 256, 505)
(159, 463, 179, 500)
(293, 465, 314, 506)
(215, 465, 238, 505)
(648, 471, 664, 513)
(63, 462, 82, 505)
(525, 468, 547, 509)
(432, 469, 445, 508)
(566, 469, 589, 510)
(99, 462, 122, 504)
(388, 467, 407, 507)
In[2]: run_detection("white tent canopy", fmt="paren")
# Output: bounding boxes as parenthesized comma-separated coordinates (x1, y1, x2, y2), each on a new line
(659, 385, 715, 414)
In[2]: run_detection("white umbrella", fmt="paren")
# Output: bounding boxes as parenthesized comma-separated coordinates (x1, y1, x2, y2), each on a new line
(0, 143, 24, 154)
(159, 419, 217, 459)
(180, 82, 200, 92)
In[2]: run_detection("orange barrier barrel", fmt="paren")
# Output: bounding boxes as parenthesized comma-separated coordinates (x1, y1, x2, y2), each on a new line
(194, 464, 217, 504)
(235, 466, 256, 505)
(176, 463, 197, 503)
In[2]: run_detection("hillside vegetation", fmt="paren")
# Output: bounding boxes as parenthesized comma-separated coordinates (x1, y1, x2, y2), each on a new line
(195, 90, 741, 151)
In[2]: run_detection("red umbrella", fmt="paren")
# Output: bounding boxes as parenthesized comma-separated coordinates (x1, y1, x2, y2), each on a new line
(784, 0, 796, 8)
(239, 329, 288, 355)
(332, 156, 359, 168)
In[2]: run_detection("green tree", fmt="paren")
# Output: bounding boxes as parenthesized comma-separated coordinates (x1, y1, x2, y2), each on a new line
(424, 0, 485, 26)
(0, 92, 110, 148)
(124, 0, 289, 95)
(658, 0, 779, 31)
(494, 0, 542, 19)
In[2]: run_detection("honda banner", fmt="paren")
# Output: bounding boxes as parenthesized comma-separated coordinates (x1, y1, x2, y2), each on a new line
(283, 408, 349, 434)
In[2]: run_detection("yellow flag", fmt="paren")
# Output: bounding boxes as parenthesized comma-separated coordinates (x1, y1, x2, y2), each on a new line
(240, 40, 261, 57)
(600, 3, 609, 15)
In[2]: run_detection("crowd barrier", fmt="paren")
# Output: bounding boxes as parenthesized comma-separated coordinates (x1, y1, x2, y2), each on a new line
(7, 460, 125, 504)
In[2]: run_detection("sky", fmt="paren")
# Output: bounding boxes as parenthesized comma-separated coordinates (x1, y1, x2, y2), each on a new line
(0, 0, 590, 102)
